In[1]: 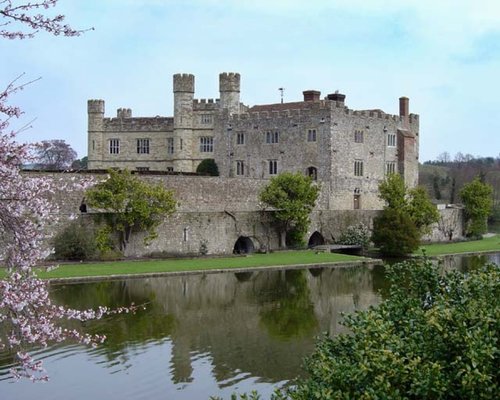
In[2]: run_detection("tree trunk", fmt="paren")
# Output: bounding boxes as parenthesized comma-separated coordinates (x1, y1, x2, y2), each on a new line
(279, 230, 287, 249)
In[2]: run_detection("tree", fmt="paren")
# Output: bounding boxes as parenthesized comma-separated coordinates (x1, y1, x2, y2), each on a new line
(33, 139, 77, 170)
(196, 158, 219, 176)
(460, 177, 493, 238)
(85, 169, 177, 251)
(372, 208, 420, 256)
(373, 174, 439, 255)
(274, 259, 499, 400)
(0, 1, 129, 382)
(259, 172, 320, 248)
(71, 155, 88, 170)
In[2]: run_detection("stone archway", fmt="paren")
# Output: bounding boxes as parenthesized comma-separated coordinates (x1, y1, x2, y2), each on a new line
(308, 231, 325, 247)
(233, 236, 255, 254)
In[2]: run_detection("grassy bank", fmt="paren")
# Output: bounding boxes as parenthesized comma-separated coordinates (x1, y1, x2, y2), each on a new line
(1, 251, 367, 280)
(417, 234, 500, 256)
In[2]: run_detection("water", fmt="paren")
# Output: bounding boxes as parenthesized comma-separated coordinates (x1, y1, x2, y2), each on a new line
(0, 254, 497, 399)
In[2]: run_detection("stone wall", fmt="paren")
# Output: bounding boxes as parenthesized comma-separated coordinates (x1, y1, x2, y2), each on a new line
(21, 172, 464, 258)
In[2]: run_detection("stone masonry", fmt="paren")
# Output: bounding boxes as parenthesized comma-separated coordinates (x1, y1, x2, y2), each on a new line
(88, 73, 419, 211)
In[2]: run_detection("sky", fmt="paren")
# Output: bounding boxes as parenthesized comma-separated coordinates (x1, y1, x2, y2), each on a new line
(1, 0, 499, 161)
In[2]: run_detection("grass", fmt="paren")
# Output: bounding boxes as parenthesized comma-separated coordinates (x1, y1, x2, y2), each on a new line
(0, 251, 367, 280)
(416, 234, 500, 256)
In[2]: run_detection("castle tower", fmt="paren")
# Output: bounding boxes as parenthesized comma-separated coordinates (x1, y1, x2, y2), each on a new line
(219, 73, 240, 115)
(87, 99, 105, 169)
(173, 73, 195, 172)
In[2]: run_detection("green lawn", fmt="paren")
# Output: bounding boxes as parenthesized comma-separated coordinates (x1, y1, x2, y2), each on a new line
(416, 234, 500, 256)
(2, 251, 366, 280)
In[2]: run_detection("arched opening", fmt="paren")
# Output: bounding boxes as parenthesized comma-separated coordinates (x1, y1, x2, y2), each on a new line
(308, 231, 325, 247)
(306, 166, 318, 181)
(233, 236, 255, 254)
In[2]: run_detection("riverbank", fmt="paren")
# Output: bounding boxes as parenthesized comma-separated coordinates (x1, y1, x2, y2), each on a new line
(416, 234, 500, 256)
(16, 251, 370, 281)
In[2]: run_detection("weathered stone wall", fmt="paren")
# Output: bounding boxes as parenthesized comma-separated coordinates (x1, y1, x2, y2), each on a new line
(23, 172, 463, 258)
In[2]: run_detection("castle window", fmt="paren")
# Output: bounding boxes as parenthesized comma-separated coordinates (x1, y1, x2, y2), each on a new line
(354, 130, 364, 143)
(307, 129, 317, 142)
(387, 132, 396, 147)
(354, 160, 364, 177)
(237, 132, 245, 145)
(269, 159, 278, 175)
(180, 138, 183, 150)
(386, 161, 396, 175)
(201, 114, 212, 124)
(354, 194, 361, 209)
(236, 160, 245, 176)
(266, 131, 279, 144)
(200, 136, 214, 152)
(307, 166, 318, 181)
(137, 138, 150, 154)
(109, 139, 120, 154)
(136, 167, 149, 172)
(92, 140, 95, 151)
(166, 167, 174, 172)
(167, 138, 174, 155)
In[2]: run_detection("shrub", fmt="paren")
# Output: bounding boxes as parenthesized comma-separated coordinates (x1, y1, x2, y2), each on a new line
(53, 220, 97, 261)
(275, 259, 500, 400)
(372, 208, 420, 256)
(337, 222, 370, 249)
(196, 159, 219, 176)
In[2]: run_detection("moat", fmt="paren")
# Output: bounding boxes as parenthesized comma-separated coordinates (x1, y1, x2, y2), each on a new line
(1, 253, 498, 400)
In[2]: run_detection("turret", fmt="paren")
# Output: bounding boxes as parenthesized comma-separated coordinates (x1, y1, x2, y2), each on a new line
(87, 100, 105, 168)
(173, 74, 195, 172)
(219, 72, 240, 115)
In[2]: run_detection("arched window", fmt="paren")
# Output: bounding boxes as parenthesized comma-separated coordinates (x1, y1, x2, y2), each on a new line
(307, 166, 318, 181)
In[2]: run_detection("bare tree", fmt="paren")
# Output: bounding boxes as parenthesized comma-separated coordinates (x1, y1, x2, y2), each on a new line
(33, 139, 77, 170)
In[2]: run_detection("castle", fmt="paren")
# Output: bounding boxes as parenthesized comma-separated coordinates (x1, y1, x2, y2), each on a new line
(88, 72, 419, 211)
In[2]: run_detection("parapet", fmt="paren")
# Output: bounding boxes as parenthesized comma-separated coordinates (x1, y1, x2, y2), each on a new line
(117, 108, 132, 118)
(88, 99, 105, 114)
(219, 72, 240, 92)
(193, 98, 220, 111)
(173, 73, 195, 93)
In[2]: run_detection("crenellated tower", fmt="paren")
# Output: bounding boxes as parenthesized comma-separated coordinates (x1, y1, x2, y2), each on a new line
(173, 73, 195, 172)
(87, 99, 105, 169)
(219, 73, 240, 115)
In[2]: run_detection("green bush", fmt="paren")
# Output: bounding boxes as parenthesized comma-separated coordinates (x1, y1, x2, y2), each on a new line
(372, 208, 420, 256)
(196, 158, 219, 176)
(274, 259, 500, 400)
(53, 220, 97, 261)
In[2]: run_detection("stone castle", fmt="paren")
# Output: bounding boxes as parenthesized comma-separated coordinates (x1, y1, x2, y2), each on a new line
(88, 72, 419, 211)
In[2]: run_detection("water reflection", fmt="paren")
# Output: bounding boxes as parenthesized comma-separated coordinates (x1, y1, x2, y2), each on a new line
(0, 254, 496, 399)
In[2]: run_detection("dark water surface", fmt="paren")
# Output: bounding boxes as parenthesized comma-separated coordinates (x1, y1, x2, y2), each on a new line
(0, 253, 498, 400)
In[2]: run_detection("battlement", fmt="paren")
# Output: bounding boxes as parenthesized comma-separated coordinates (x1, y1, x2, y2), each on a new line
(88, 99, 105, 114)
(193, 98, 220, 111)
(173, 73, 195, 93)
(103, 116, 174, 131)
(117, 108, 132, 118)
(219, 72, 240, 92)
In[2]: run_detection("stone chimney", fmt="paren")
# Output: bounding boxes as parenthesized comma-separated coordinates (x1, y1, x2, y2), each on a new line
(327, 92, 346, 106)
(303, 90, 321, 102)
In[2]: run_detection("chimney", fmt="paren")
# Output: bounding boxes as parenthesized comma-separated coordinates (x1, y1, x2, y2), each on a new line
(327, 92, 346, 105)
(303, 90, 321, 102)
(399, 97, 409, 117)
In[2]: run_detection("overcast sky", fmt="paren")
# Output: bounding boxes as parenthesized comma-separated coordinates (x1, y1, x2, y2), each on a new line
(2, 0, 499, 161)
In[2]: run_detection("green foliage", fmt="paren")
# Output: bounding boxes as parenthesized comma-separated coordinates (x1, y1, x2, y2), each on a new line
(337, 222, 371, 249)
(196, 158, 219, 176)
(374, 174, 439, 255)
(52, 219, 97, 261)
(259, 172, 320, 248)
(460, 177, 494, 237)
(372, 208, 420, 256)
(210, 391, 262, 400)
(276, 259, 500, 400)
(86, 169, 177, 250)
